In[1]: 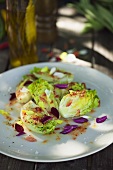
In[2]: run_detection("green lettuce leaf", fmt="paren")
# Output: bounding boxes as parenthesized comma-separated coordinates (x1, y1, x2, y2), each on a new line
(59, 89, 100, 118)
(28, 79, 59, 110)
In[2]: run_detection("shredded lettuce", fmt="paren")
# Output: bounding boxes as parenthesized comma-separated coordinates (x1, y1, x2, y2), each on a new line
(70, 82, 85, 91)
(0, 109, 9, 116)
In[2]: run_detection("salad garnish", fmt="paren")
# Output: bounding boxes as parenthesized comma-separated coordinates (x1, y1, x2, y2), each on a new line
(60, 125, 78, 134)
(73, 117, 88, 124)
(96, 116, 107, 123)
(1, 66, 107, 140)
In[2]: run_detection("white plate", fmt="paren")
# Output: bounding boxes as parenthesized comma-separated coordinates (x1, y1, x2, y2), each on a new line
(0, 62, 113, 162)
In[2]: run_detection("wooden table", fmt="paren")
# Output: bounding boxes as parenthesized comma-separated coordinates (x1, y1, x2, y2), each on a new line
(0, 4, 113, 170)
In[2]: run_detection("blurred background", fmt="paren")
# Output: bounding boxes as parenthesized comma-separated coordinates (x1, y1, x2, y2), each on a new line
(0, 0, 113, 76)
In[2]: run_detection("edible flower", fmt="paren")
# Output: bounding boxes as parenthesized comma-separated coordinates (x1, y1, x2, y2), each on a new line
(60, 124, 78, 134)
(96, 116, 107, 123)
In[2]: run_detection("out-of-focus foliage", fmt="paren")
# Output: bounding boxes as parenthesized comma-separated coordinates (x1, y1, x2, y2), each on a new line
(68, 0, 113, 33)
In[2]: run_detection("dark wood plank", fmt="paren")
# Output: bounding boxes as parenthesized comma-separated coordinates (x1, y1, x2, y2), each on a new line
(1, 144, 113, 170)
(0, 154, 35, 170)
(34, 158, 87, 170)
(0, 49, 9, 73)
(90, 144, 113, 170)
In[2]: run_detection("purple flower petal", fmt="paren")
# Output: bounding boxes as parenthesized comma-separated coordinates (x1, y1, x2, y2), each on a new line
(51, 107, 59, 118)
(54, 84, 68, 89)
(96, 116, 107, 123)
(73, 117, 88, 124)
(15, 123, 24, 133)
(16, 131, 26, 136)
(24, 80, 33, 86)
(40, 116, 53, 124)
(10, 93, 16, 100)
(64, 124, 78, 130)
(60, 124, 78, 134)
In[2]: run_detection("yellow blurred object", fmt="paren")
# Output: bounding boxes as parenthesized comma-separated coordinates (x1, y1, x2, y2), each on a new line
(0, 109, 9, 116)
(1, 9, 6, 30)
(6, 0, 38, 68)
(25, 0, 37, 45)
(1, 9, 6, 21)
(0, 9, 6, 39)
(60, 52, 68, 61)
